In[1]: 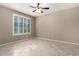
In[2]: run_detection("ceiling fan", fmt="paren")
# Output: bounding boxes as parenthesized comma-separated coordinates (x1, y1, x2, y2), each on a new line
(29, 3, 50, 13)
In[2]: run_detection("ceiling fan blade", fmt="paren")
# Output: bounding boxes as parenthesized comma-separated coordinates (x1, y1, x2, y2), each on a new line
(37, 3, 40, 5)
(32, 9, 36, 12)
(29, 6, 36, 8)
(42, 7, 49, 9)
(37, 3, 40, 8)
(41, 10, 43, 13)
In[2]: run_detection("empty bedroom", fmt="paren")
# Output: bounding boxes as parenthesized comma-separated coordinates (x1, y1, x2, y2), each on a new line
(0, 3, 79, 56)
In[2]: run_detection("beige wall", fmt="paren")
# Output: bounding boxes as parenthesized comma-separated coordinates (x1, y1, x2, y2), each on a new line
(0, 6, 36, 44)
(0, 5, 79, 44)
(36, 6, 79, 44)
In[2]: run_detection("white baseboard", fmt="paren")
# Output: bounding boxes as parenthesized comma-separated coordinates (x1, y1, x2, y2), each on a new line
(37, 37, 79, 46)
(0, 37, 79, 47)
(0, 38, 32, 47)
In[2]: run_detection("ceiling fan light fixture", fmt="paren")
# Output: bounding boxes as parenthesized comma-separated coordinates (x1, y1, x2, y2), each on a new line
(36, 9, 42, 13)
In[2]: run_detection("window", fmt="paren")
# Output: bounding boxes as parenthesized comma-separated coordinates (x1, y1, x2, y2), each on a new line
(13, 14, 31, 35)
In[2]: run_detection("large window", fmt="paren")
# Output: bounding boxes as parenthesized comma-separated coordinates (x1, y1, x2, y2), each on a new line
(13, 14, 31, 35)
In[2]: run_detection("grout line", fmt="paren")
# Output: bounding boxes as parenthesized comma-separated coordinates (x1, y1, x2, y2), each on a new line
(36, 37, 66, 55)
(51, 44, 66, 55)
(37, 37, 79, 46)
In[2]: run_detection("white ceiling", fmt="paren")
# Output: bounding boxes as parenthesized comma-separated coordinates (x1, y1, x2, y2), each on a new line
(0, 3, 79, 17)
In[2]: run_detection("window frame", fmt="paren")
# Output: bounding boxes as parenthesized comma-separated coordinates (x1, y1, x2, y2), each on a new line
(12, 14, 31, 36)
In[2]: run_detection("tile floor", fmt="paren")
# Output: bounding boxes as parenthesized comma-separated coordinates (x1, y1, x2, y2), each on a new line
(0, 37, 79, 56)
